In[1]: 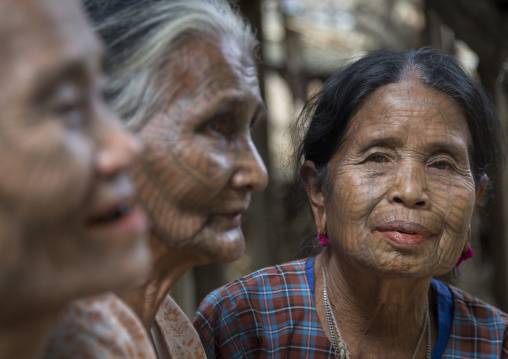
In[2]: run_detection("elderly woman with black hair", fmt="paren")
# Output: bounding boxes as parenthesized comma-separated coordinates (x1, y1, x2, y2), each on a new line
(194, 48, 508, 358)
(46, 0, 267, 358)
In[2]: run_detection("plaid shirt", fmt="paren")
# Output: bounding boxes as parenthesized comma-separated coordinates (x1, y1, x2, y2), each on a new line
(193, 258, 508, 358)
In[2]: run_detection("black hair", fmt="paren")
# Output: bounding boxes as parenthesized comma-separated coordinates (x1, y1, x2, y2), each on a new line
(294, 47, 503, 192)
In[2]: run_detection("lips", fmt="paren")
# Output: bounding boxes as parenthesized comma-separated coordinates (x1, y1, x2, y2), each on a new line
(374, 220, 435, 248)
(88, 200, 135, 225)
(212, 208, 246, 228)
(86, 197, 148, 241)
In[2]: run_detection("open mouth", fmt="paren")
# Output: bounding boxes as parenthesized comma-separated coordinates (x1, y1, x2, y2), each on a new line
(85, 200, 148, 241)
(395, 230, 416, 235)
(88, 202, 133, 225)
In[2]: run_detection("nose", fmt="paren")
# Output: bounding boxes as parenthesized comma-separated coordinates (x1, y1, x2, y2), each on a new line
(95, 109, 142, 177)
(230, 138, 268, 192)
(387, 162, 430, 209)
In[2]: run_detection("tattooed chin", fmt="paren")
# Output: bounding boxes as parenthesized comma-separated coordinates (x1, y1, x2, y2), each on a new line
(156, 217, 245, 263)
(191, 224, 245, 263)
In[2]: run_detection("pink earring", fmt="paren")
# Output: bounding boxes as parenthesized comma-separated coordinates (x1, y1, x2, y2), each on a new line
(316, 232, 330, 247)
(455, 246, 475, 267)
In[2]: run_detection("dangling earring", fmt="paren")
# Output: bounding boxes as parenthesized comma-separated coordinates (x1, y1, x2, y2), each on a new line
(455, 246, 475, 267)
(316, 232, 330, 247)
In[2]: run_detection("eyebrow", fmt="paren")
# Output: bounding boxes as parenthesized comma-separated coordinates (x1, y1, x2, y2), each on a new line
(358, 136, 403, 152)
(360, 135, 469, 160)
(31, 60, 87, 102)
(208, 94, 266, 121)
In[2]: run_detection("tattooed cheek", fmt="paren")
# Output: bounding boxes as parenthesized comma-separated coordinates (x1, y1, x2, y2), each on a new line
(365, 168, 394, 179)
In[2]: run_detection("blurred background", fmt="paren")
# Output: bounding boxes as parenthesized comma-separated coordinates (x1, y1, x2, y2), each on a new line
(172, 0, 508, 317)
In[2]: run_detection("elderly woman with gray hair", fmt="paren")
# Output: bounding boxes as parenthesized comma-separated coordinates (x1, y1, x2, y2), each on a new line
(46, 0, 268, 358)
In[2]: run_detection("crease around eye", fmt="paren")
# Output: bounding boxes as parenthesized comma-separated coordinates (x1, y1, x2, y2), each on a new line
(429, 160, 453, 170)
(365, 154, 389, 163)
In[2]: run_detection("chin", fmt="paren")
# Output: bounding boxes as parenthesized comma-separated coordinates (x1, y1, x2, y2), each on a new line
(88, 238, 152, 292)
(56, 237, 152, 303)
(195, 227, 246, 265)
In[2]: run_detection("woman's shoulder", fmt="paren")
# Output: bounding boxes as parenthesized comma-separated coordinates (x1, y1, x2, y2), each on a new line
(45, 293, 155, 359)
(193, 257, 314, 318)
(205, 258, 310, 301)
(192, 258, 319, 358)
(439, 280, 508, 328)
(433, 280, 508, 356)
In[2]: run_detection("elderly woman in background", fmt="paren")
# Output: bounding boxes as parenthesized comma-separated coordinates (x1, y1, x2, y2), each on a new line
(194, 48, 508, 358)
(0, 0, 150, 358)
(46, 0, 268, 358)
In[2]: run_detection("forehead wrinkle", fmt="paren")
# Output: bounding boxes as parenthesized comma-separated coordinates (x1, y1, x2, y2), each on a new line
(162, 32, 258, 100)
(366, 81, 470, 139)
(162, 42, 234, 96)
(160, 56, 258, 116)
(205, 33, 259, 94)
(216, 32, 256, 75)
(352, 117, 471, 157)
(344, 96, 471, 162)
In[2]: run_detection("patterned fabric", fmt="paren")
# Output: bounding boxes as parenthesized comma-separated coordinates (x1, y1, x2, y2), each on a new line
(152, 295, 206, 359)
(45, 293, 156, 359)
(193, 257, 508, 358)
(46, 293, 206, 359)
(193, 258, 334, 358)
(445, 288, 508, 358)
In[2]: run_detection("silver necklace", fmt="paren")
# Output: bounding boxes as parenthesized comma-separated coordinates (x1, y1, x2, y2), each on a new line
(322, 268, 431, 359)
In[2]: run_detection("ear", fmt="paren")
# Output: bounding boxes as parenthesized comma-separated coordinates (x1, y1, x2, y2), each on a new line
(464, 174, 488, 254)
(475, 174, 488, 203)
(301, 160, 327, 234)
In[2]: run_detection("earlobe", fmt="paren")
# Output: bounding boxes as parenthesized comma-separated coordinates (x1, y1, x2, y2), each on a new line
(455, 225, 475, 267)
(301, 160, 327, 234)
(476, 174, 489, 203)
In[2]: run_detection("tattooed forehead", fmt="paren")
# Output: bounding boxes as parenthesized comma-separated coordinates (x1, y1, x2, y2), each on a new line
(163, 34, 256, 91)
(151, 34, 261, 130)
(345, 80, 472, 152)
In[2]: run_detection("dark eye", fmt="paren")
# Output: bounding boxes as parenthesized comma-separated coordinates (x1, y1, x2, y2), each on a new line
(201, 112, 240, 139)
(366, 154, 388, 163)
(431, 161, 452, 170)
(207, 120, 226, 135)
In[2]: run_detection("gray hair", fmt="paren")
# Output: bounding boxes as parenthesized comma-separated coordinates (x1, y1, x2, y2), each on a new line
(83, 0, 258, 129)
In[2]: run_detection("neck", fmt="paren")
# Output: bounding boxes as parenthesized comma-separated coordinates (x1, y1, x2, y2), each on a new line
(0, 314, 57, 359)
(316, 252, 436, 358)
(117, 233, 196, 331)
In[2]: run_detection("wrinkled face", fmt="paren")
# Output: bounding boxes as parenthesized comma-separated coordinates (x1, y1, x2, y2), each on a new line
(133, 34, 268, 264)
(0, 0, 150, 318)
(309, 78, 481, 278)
